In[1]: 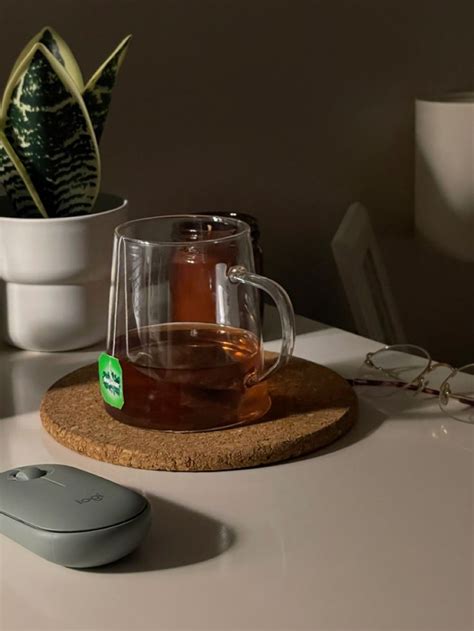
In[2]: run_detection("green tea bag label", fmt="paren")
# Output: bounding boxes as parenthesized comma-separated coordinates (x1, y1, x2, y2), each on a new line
(98, 353, 124, 409)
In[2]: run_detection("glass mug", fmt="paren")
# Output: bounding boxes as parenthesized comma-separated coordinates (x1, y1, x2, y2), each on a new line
(102, 215, 295, 432)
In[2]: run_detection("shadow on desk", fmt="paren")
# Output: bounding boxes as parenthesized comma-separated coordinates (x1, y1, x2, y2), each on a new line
(318, 398, 386, 455)
(287, 397, 387, 465)
(0, 343, 102, 419)
(83, 495, 235, 573)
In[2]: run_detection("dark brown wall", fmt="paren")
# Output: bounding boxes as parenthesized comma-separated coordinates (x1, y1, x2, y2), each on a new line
(1, 1, 472, 331)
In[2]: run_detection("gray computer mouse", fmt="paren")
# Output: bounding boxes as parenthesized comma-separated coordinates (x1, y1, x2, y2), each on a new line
(0, 464, 151, 568)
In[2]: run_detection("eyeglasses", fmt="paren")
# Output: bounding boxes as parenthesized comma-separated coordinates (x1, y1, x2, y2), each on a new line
(347, 344, 474, 424)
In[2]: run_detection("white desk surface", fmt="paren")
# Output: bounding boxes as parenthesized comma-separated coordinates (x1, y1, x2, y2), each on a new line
(1, 313, 472, 631)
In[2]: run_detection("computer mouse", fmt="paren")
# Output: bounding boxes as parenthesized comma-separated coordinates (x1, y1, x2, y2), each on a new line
(0, 464, 151, 568)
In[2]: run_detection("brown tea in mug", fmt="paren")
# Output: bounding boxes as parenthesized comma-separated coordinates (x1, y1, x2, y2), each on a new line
(105, 323, 270, 431)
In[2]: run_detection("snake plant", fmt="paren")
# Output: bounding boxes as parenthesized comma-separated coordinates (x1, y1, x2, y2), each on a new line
(0, 27, 131, 218)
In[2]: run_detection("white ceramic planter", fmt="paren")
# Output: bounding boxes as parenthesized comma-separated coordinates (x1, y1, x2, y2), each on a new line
(415, 92, 474, 261)
(0, 193, 128, 351)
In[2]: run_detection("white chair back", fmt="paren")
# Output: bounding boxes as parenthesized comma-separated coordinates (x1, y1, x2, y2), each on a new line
(332, 202, 405, 344)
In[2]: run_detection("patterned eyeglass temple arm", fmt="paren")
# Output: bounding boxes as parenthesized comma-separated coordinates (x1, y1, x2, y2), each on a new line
(347, 378, 474, 407)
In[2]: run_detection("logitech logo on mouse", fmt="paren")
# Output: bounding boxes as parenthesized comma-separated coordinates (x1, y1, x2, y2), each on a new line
(75, 493, 104, 504)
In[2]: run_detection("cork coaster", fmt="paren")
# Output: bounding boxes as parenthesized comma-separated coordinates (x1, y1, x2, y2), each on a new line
(40, 354, 357, 472)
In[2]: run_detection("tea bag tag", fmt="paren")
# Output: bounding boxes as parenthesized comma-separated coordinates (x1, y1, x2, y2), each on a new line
(98, 353, 125, 409)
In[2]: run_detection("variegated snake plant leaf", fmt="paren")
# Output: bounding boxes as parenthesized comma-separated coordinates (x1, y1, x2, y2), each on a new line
(0, 27, 131, 218)
(2, 44, 100, 218)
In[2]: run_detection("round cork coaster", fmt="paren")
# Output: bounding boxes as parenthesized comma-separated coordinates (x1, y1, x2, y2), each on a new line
(40, 354, 357, 472)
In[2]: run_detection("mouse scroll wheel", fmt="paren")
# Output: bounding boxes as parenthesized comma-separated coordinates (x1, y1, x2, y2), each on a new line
(15, 467, 48, 481)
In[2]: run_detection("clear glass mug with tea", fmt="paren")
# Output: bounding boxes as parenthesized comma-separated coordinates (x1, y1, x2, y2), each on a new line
(101, 215, 295, 432)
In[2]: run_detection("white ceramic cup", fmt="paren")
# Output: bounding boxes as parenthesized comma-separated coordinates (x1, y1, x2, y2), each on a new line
(0, 193, 128, 351)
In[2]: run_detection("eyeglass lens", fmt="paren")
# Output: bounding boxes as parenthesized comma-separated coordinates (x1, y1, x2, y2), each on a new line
(368, 345, 431, 386)
(439, 363, 474, 424)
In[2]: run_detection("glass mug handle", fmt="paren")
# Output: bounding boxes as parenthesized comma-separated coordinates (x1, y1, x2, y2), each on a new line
(228, 265, 295, 384)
